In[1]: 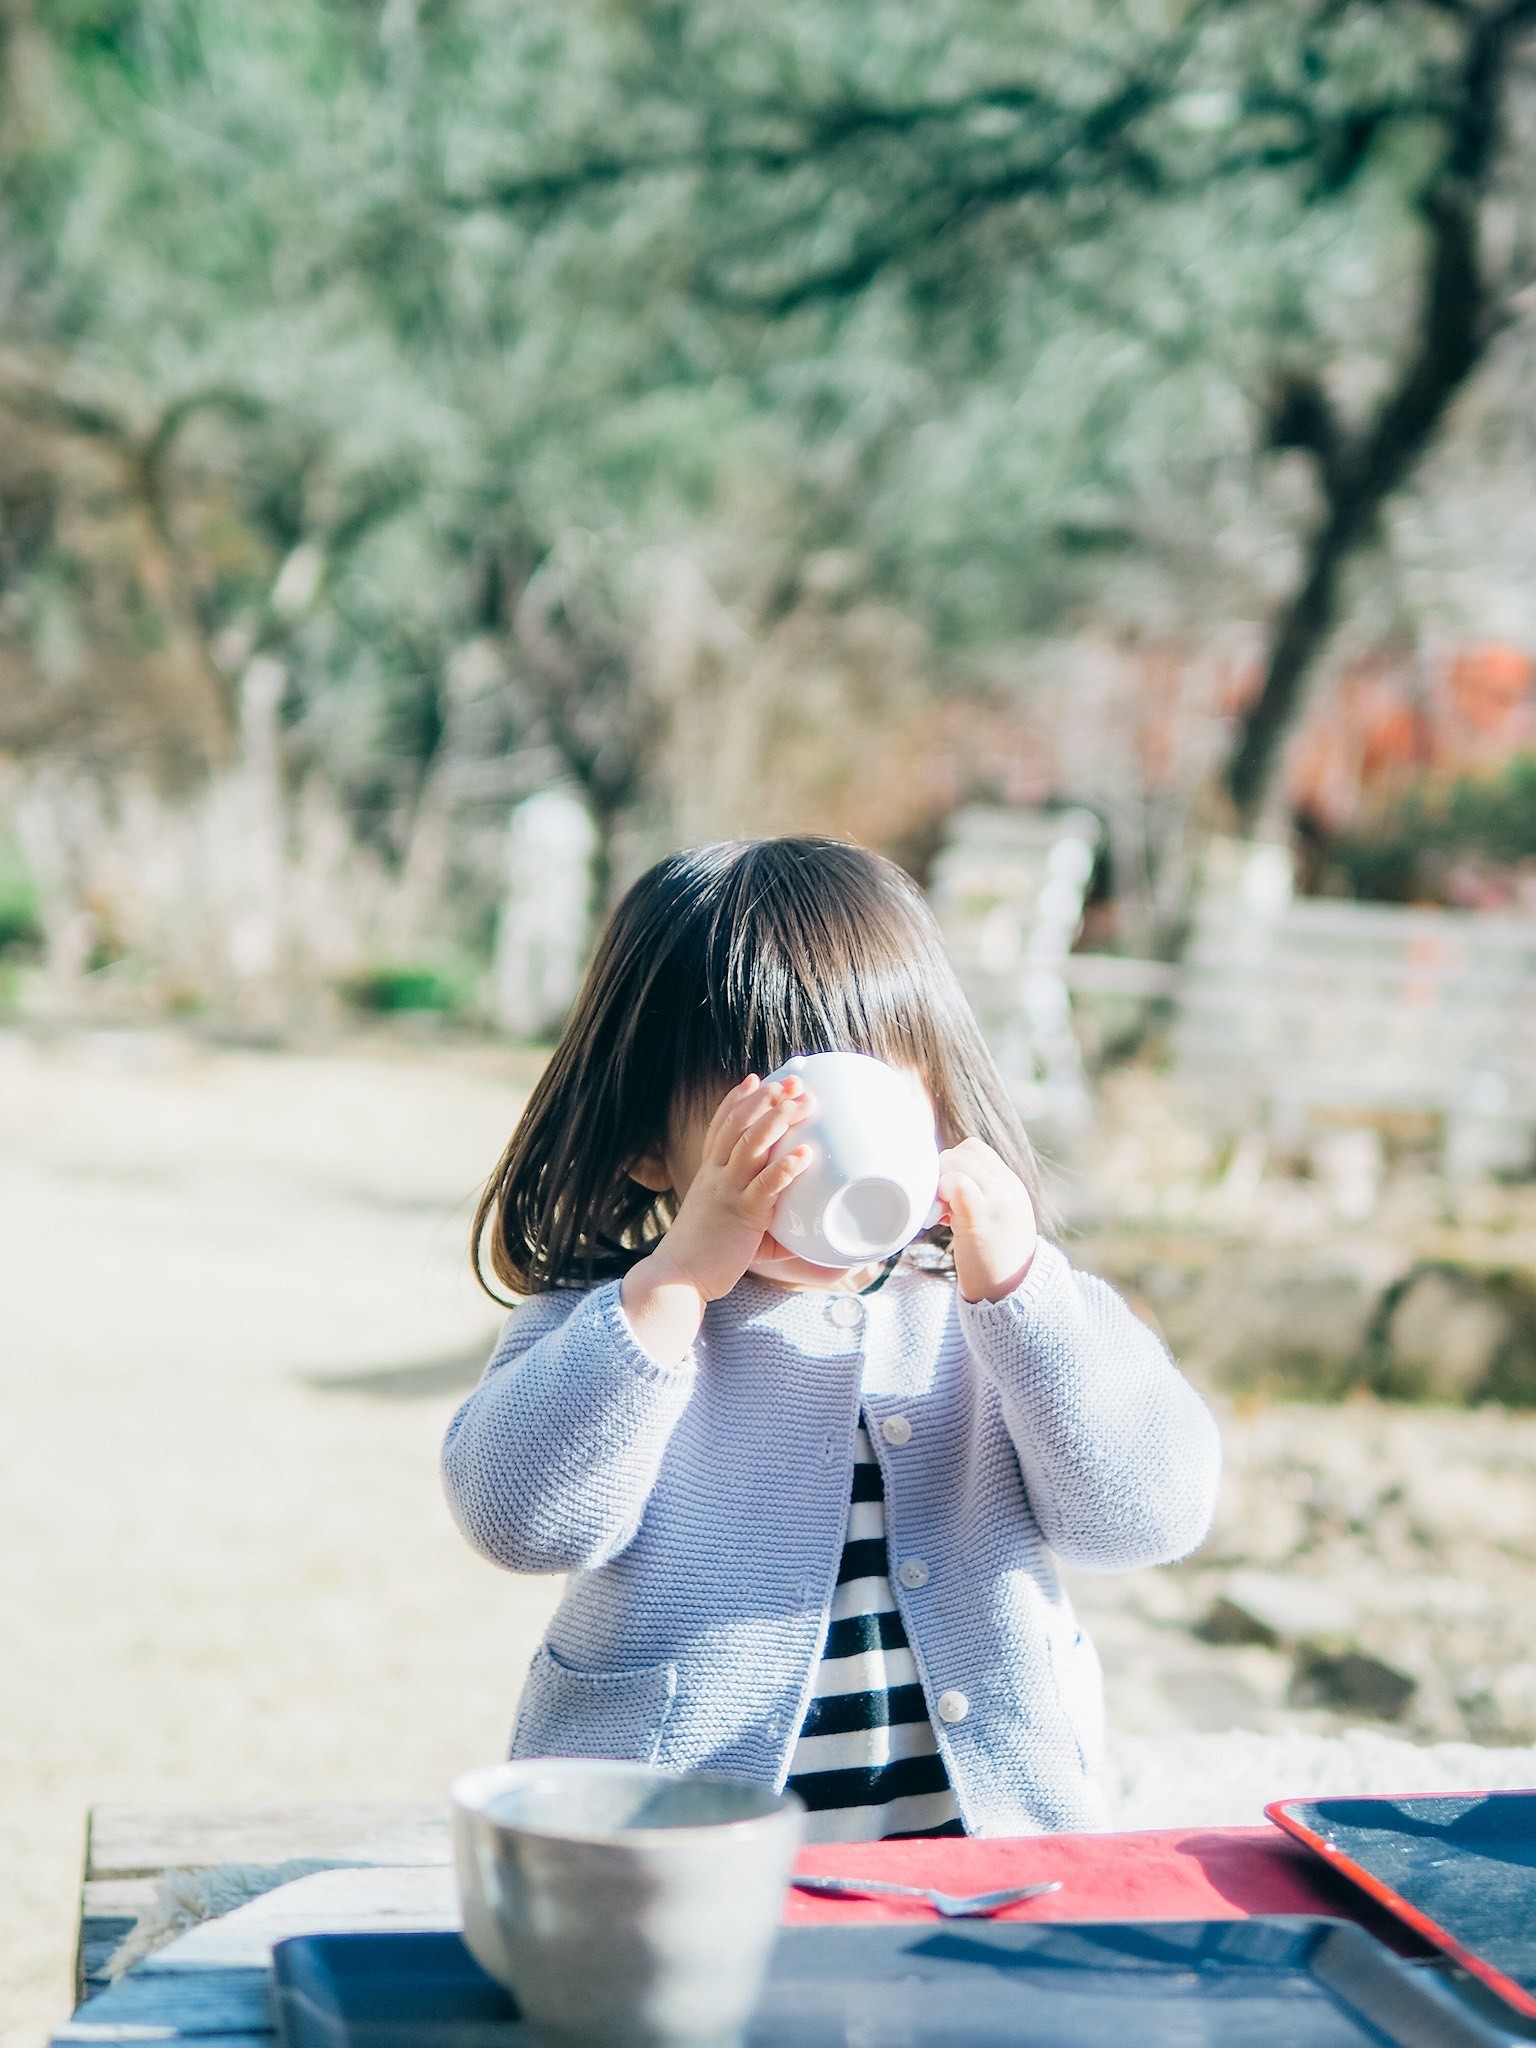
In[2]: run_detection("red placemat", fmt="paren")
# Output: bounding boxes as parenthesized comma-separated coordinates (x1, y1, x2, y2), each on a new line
(787, 1825, 1433, 1954)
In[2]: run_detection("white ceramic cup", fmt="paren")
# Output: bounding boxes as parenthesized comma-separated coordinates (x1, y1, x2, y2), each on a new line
(451, 1759, 803, 2048)
(763, 1050, 941, 1269)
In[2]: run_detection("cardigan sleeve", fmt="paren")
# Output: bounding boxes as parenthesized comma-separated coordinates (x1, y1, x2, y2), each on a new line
(959, 1240, 1220, 1571)
(441, 1280, 696, 1574)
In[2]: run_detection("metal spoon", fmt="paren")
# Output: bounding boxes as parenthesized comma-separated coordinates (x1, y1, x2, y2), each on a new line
(793, 1874, 1062, 1918)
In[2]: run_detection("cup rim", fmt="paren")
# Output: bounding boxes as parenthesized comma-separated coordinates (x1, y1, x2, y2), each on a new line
(451, 1759, 805, 1848)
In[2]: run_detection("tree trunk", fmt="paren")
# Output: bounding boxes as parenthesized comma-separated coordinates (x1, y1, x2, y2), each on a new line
(1224, 1, 1535, 832)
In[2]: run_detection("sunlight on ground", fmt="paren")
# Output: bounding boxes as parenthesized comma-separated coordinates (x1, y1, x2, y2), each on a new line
(0, 1031, 561, 2047)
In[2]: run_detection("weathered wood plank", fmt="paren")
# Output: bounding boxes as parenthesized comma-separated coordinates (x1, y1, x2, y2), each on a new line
(1176, 1014, 1536, 1058)
(1177, 1001, 1536, 1044)
(1188, 945, 1536, 982)
(131, 1866, 458, 1971)
(86, 1803, 443, 1880)
(78, 1880, 159, 2000)
(84, 1880, 162, 1917)
(1175, 1024, 1536, 1075)
(1182, 961, 1536, 1001)
(1197, 898, 1536, 946)
(75, 1920, 138, 2006)
(56, 2031, 271, 2047)
(1170, 890, 1536, 1166)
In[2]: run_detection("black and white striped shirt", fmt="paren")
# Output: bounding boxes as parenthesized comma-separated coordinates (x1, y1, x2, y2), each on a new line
(785, 1421, 964, 1842)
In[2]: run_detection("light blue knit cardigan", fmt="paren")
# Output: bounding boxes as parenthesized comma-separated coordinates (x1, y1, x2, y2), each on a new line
(441, 1240, 1220, 1834)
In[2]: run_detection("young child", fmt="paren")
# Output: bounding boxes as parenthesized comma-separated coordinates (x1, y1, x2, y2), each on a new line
(444, 837, 1219, 1840)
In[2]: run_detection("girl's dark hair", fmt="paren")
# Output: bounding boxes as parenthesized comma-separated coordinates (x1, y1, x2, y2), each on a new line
(474, 836, 1043, 1298)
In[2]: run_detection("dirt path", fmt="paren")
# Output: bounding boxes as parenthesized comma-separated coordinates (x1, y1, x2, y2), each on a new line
(0, 1030, 560, 2047)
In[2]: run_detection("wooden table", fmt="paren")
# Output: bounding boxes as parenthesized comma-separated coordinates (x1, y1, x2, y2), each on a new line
(56, 1802, 1524, 2046)
(72, 1802, 446, 2008)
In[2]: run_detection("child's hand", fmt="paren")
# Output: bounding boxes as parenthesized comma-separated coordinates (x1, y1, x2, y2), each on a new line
(655, 1074, 815, 1300)
(937, 1137, 1038, 1304)
(622, 1077, 815, 1361)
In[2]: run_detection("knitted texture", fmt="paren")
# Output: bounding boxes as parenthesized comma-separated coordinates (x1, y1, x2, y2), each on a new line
(441, 1241, 1221, 1835)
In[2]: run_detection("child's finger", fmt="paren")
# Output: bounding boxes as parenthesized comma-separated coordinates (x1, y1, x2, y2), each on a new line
(939, 1138, 999, 1182)
(939, 1170, 981, 1225)
(733, 1111, 799, 1176)
(750, 1143, 813, 1202)
(730, 1089, 812, 1174)
(705, 1075, 761, 1151)
(707, 1076, 788, 1161)
(721, 1079, 804, 1163)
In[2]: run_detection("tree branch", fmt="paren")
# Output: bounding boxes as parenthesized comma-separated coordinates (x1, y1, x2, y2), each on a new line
(692, 79, 1442, 316)
(0, 355, 133, 444)
(447, 81, 1078, 212)
(1225, 0, 1536, 825)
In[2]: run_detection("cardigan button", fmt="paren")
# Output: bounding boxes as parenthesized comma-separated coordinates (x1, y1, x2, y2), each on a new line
(937, 1689, 970, 1724)
(825, 1295, 863, 1328)
(897, 1557, 930, 1590)
(881, 1414, 912, 1447)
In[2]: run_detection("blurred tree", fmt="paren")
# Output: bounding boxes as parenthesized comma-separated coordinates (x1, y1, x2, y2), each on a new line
(3, 0, 1535, 975)
(450, 0, 1536, 831)
(0, 2, 812, 895)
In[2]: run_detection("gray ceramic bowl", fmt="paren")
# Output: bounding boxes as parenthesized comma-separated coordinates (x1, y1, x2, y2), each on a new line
(451, 1759, 804, 2048)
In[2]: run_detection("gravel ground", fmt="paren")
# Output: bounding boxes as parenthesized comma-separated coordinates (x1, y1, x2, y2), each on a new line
(7, 1031, 1536, 2046)
(1067, 1398, 1536, 1750)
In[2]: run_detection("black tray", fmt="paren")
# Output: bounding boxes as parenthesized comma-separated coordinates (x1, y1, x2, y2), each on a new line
(272, 1918, 1507, 2047)
(1271, 1791, 1536, 2022)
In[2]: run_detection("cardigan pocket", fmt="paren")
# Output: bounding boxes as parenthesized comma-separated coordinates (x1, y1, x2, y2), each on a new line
(1048, 1626, 1106, 1777)
(509, 1644, 678, 1766)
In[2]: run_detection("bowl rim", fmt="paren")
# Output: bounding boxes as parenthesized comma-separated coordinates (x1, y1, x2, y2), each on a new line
(450, 1759, 805, 1847)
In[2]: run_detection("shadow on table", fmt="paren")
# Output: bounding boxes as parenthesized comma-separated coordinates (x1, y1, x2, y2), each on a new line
(1174, 1829, 1435, 1957)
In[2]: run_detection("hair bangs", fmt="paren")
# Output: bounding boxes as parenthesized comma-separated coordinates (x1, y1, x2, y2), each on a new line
(684, 853, 936, 1100)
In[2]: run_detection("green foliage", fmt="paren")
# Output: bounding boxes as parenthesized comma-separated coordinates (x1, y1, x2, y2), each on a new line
(0, 0, 1531, 862)
(1329, 755, 1536, 903)
(1326, 833, 1422, 908)
(341, 961, 471, 1016)
(1444, 759, 1536, 868)
(428, 0, 1465, 643)
(0, 844, 41, 957)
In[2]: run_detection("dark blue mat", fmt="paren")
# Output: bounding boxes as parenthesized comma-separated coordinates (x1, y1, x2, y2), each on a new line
(272, 1917, 1506, 2047)
(1274, 1791, 1536, 2020)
